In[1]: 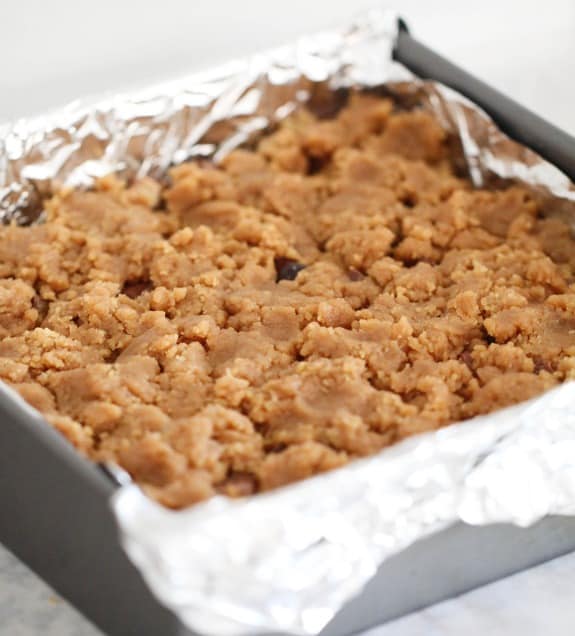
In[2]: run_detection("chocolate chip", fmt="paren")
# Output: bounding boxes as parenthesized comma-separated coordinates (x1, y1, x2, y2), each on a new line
(121, 279, 153, 299)
(105, 348, 122, 363)
(307, 155, 328, 175)
(404, 390, 426, 408)
(32, 295, 49, 321)
(400, 192, 418, 208)
(459, 349, 474, 371)
(481, 326, 496, 345)
(274, 257, 305, 282)
(533, 357, 553, 374)
(265, 442, 287, 454)
(217, 471, 257, 497)
(347, 268, 364, 281)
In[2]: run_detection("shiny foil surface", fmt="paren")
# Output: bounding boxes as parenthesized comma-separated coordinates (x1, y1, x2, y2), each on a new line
(2, 9, 575, 636)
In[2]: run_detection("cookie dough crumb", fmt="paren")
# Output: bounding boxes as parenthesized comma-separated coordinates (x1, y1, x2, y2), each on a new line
(2, 94, 574, 508)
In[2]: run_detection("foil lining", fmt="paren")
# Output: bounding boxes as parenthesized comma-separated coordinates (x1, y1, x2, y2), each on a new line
(113, 384, 575, 636)
(2, 8, 575, 636)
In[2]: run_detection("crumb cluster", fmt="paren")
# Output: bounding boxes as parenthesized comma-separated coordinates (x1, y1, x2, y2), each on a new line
(1, 94, 574, 508)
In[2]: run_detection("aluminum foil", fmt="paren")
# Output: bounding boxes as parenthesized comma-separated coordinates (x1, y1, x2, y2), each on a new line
(2, 8, 575, 636)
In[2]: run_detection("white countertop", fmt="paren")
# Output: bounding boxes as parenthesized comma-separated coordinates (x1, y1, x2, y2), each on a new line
(1, 0, 574, 134)
(1, 1, 574, 635)
(2, 542, 575, 636)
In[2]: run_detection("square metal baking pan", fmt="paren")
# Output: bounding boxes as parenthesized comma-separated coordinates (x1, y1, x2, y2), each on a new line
(1, 24, 575, 636)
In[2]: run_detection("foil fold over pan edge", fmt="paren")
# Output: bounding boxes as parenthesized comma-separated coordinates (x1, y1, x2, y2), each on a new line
(2, 9, 575, 636)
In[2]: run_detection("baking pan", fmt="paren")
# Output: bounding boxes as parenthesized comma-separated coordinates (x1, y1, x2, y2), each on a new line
(2, 24, 575, 636)
(393, 21, 575, 182)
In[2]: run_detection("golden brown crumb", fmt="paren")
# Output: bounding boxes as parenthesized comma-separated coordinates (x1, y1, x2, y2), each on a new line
(1, 93, 575, 508)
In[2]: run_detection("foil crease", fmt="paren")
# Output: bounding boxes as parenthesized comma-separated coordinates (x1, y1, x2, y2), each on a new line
(2, 8, 575, 636)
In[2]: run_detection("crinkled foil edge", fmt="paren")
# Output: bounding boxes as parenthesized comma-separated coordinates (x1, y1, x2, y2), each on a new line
(2, 8, 575, 636)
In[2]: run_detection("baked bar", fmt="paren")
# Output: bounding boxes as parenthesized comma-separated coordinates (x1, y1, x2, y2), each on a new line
(1, 94, 575, 508)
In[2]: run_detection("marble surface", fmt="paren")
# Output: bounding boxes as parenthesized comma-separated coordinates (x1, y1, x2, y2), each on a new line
(1, 0, 575, 635)
(2, 540, 575, 636)
(0, 544, 98, 636)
